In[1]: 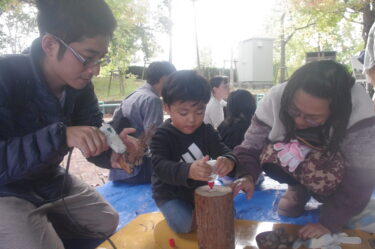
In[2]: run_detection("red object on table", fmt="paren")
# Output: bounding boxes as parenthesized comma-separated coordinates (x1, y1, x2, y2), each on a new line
(208, 181, 214, 189)
(169, 238, 176, 247)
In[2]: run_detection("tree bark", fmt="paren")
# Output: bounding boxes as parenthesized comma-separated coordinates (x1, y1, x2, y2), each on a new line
(194, 185, 234, 249)
(362, 1, 375, 47)
(280, 13, 287, 83)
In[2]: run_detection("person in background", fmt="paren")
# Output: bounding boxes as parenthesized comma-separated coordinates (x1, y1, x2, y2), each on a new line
(109, 61, 176, 183)
(151, 70, 253, 233)
(204, 75, 230, 129)
(234, 60, 375, 239)
(0, 0, 142, 247)
(218, 89, 256, 149)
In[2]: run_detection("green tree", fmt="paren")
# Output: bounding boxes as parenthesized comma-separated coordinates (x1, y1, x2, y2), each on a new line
(291, 0, 374, 46)
(104, 0, 160, 94)
(0, 2, 37, 54)
(266, 0, 364, 82)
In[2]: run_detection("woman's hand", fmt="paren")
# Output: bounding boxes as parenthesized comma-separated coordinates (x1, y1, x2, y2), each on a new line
(299, 223, 330, 240)
(230, 175, 254, 200)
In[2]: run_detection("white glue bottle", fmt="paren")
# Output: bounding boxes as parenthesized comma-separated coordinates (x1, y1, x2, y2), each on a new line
(206, 159, 218, 189)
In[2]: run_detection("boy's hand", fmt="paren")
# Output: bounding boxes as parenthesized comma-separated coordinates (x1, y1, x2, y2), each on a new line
(188, 155, 212, 181)
(298, 223, 330, 240)
(66, 126, 108, 158)
(230, 175, 254, 200)
(118, 128, 143, 165)
(216, 156, 234, 177)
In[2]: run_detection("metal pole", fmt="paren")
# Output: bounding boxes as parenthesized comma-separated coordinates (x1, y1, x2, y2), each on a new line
(192, 0, 200, 70)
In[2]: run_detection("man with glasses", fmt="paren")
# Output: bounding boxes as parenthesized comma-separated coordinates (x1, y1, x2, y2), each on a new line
(0, 0, 140, 248)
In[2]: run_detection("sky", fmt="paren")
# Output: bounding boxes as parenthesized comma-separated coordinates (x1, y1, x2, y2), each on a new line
(0, 0, 277, 70)
(154, 0, 277, 69)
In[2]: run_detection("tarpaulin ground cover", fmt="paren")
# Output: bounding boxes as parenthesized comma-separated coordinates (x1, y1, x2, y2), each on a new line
(64, 177, 374, 248)
(96, 176, 321, 231)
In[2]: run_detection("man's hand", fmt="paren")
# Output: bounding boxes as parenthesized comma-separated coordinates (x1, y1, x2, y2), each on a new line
(299, 223, 330, 240)
(188, 155, 212, 181)
(216, 156, 234, 177)
(230, 175, 254, 200)
(66, 126, 108, 158)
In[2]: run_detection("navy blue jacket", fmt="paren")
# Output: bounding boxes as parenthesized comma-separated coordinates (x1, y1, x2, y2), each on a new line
(0, 38, 111, 206)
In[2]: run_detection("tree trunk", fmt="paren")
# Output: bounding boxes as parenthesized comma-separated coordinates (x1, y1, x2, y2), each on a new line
(192, 0, 200, 71)
(194, 185, 234, 249)
(167, 0, 173, 63)
(119, 70, 125, 95)
(362, 1, 375, 47)
(141, 59, 147, 80)
(279, 13, 287, 83)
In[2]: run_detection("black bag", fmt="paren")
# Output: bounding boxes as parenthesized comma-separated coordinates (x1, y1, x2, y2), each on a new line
(109, 104, 132, 134)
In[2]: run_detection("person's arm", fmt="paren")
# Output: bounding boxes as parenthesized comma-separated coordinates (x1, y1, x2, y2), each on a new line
(141, 96, 163, 130)
(0, 91, 69, 185)
(150, 129, 194, 187)
(233, 115, 271, 181)
(319, 118, 375, 232)
(69, 83, 115, 168)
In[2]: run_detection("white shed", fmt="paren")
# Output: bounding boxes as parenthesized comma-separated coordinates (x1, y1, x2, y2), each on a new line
(236, 38, 273, 88)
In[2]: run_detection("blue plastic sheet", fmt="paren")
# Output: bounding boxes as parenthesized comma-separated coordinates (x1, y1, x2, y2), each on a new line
(97, 176, 321, 230)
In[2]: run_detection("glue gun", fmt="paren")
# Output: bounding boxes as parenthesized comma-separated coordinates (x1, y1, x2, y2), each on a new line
(99, 123, 127, 154)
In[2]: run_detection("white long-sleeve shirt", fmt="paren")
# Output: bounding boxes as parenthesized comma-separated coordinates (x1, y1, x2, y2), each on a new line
(204, 97, 226, 129)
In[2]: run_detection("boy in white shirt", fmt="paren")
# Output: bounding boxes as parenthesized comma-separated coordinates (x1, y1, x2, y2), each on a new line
(204, 76, 230, 129)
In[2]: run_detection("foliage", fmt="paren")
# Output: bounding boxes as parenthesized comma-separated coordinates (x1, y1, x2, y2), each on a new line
(290, 0, 370, 42)
(266, 0, 365, 82)
(0, 2, 37, 54)
(102, 0, 160, 80)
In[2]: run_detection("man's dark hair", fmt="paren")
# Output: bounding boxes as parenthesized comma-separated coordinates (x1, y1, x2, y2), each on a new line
(146, 61, 176, 85)
(209, 75, 228, 91)
(162, 70, 211, 106)
(36, 0, 116, 56)
(279, 60, 355, 151)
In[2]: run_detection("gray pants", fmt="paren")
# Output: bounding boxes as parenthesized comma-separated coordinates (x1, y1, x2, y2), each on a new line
(0, 175, 119, 249)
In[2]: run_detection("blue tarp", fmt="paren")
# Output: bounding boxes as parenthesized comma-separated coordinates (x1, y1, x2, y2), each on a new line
(96, 176, 320, 231)
(65, 176, 374, 248)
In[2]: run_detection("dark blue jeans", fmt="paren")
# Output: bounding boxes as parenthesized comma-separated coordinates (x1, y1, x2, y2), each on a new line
(158, 199, 194, 234)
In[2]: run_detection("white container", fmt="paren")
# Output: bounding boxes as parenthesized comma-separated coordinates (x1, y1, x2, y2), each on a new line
(236, 37, 274, 87)
(206, 160, 218, 182)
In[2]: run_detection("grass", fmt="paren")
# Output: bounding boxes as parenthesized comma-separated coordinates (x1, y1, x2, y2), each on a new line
(92, 76, 144, 102)
(92, 76, 270, 102)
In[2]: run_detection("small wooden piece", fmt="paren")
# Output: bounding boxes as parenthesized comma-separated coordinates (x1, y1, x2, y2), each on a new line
(194, 185, 234, 249)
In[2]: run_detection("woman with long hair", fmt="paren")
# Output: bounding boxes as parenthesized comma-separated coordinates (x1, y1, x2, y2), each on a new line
(218, 89, 256, 149)
(234, 60, 375, 239)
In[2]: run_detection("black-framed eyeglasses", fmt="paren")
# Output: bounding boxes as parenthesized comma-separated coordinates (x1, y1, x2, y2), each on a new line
(47, 33, 110, 68)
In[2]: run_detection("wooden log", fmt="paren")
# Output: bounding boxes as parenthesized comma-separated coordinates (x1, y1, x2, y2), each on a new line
(194, 185, 234, 249)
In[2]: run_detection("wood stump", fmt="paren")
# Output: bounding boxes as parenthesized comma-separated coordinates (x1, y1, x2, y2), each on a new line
(194, 185, 234, 249)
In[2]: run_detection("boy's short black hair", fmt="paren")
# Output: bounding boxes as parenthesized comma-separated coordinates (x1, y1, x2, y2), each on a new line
(146, 61, 176, 85)
(209, 75, 228, 90)
(36, 0, 116, 55)
(162, 70, 211, 106)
